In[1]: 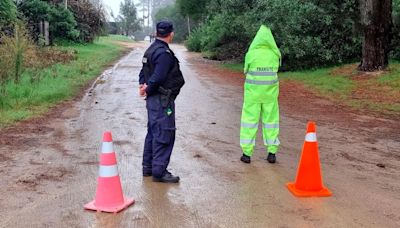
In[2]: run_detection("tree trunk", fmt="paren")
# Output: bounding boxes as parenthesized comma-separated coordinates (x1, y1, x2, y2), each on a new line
(187, 16, 191, 36)
(358, 0, 392, 71)
(147, 0, 151, 34)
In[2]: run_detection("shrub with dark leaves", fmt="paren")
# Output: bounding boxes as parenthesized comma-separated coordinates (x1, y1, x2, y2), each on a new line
(67, 1, 107, 43)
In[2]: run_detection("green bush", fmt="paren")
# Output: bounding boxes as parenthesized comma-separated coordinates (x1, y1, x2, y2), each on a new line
(18, 0, 108, 44)
(198, 13, 250, 60)
(183, 3, 253, 59)
(184, 0, 361, 70)
(18, 0, 80, 43)
(49, 5, 80, 42)
(155, 4, 188, 43)
(68, 1, 106, 43)
(255, 0, 361, 70)
(0, 0, 16, 28)
(17, 0, 51, 41)
(185, 26, 203, 52)
(0, 22, 32, 98)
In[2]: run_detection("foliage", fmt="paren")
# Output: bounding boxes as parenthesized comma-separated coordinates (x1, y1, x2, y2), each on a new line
(13, 22, 31, 83)
(0, 0, 16, 28)
(68, 1, 107, 43)
(185, 26, 204, 52)
(17, 0, 109, 43)
(18, 0, 80, 43)
(107, 22, 121, 35)
(0, 22, 32, 94)
(176, 0, 208, 21)
(183, 0, 362, 70)
(17, 0, 51, 41)
(154, 4, 188, 42)
(255, 0, 362, 70)
(0, 36, 13, 96)
(151, 0, 175, 15)
(119, 0, 140, 35)
(0, 36, 132, 127)
(49, 4, 80, 42)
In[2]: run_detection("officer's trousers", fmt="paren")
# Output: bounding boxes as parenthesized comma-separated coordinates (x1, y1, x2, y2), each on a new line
(143, 95, 176, 178)
(240, 101, 280, 156)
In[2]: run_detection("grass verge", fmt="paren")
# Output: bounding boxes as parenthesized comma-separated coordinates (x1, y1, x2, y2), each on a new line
(222, 63, 244, 72)
(222, 62, 400, 115)
(0, 35, 134, 127)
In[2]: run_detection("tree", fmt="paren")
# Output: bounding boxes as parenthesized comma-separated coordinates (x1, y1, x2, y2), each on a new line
(392, 0, 400, 59)
(151, 0, 175, 18)
(49, 4, 80, 41)
(151, 0, 175, 10)
(154, 4, 188, 42)
(359, 0, 393, 71)
(137, 0, 150, 33)
(176, 0, 209, 34)
(119, 0, 140, 35)
(68, 0, 107, 43)
(176, 0, 208, 21)
(17, 0, 51, 41)
(134, 0, 174, 33)
(184, 0, 363, 69)
(18, 0, 80, 43)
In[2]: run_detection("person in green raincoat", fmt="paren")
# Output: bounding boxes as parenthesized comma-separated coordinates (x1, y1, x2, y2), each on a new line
(240, 25, 281, 164)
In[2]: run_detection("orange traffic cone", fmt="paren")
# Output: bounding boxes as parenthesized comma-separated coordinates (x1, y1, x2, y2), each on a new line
(84, 132, 135, 213)
(287, 121, 332, 197)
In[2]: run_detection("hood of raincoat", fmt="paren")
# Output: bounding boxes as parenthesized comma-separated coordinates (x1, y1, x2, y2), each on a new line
(244, 25, 281, 73)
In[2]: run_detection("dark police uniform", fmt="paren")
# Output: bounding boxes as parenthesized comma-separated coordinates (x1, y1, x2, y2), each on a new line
(138, 32, 185, 182)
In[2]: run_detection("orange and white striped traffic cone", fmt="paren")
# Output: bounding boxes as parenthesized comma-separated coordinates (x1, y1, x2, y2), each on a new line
(84, 131, 134, 213)
(286, 121, 332, 197)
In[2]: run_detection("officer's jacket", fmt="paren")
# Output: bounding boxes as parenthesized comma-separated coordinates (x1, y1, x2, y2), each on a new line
(139, 39, 185, 97)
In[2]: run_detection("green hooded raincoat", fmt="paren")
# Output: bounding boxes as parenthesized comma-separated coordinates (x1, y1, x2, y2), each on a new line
(240, 25, 281, 156)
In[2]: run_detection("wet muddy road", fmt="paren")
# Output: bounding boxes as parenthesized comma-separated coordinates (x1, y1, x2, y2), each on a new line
(1, 43, 400, 227)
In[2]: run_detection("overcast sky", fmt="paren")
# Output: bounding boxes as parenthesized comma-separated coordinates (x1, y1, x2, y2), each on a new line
(102, 0, 124, 18)
(103, 0, 147, 21)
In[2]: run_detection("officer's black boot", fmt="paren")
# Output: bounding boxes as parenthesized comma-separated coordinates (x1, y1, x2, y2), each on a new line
(266, 153, 276, 164)
(153, 171, 180, 183)
(240, 154, 251, 164)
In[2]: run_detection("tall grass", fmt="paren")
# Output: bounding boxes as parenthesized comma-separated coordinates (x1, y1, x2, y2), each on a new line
(0, 42, 12, 97)
(13, 22, 29, 83)
(0, 35, 132, 127)
(0, 22, 31, 94)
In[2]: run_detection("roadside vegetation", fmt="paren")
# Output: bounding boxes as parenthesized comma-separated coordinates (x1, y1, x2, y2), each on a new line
(169, 0, 399, 70)
(152, 0, 399, 116)
(222, 62, 400, 115)
(0, 0, 138, 128)
(0, 35, 133, 127)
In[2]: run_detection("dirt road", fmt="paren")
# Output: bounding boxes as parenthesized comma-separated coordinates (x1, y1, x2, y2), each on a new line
(1, 43, 399, 228)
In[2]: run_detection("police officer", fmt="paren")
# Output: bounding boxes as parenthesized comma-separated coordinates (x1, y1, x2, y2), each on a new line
(138, 21, 185, 183)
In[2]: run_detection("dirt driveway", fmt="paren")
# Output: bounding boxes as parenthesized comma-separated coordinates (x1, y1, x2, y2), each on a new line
(0, 43, 399, 227)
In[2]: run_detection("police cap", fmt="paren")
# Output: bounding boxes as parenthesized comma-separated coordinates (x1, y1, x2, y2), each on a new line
(156, 20, 174, 37)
